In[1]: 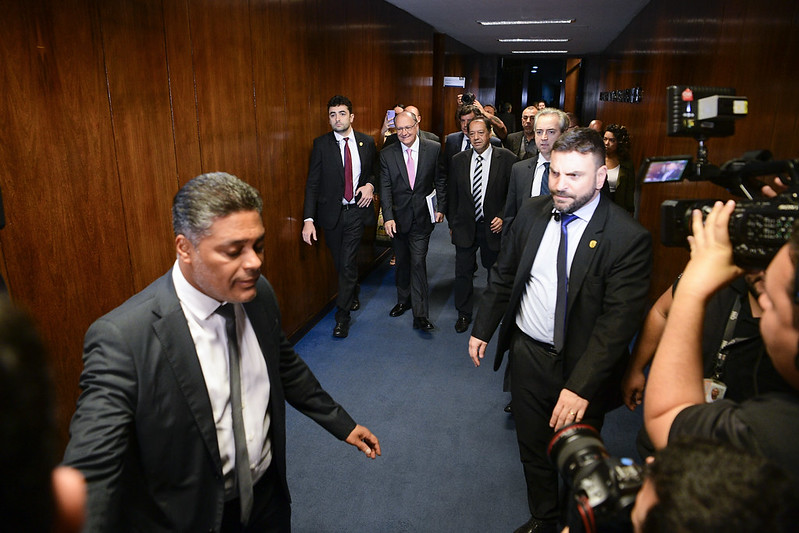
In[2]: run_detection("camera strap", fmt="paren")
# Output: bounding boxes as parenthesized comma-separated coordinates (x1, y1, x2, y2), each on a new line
(710, 295, 744, 381)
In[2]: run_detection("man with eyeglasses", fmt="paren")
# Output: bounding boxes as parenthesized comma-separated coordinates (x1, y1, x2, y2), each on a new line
(379, 111, 446, 331)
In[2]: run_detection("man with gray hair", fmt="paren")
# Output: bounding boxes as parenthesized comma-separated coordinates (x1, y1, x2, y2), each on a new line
(64, 172, 380, 533)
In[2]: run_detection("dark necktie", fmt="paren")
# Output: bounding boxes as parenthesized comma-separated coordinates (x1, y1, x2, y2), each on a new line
(472, 155, 484, 222)
(464, 137, 471, 151)
(539, 161, 550, 196)
(554, 214, 578, 352)
(343, 137, 354, 202)
(216, 303, 254, 524)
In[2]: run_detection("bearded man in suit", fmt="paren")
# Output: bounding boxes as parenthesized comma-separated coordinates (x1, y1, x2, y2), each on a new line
(469, 128, 651, 533)
(64, 172, 380, 533)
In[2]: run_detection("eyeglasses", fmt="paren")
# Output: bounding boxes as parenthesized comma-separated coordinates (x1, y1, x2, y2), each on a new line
(396, 124, 418, 133)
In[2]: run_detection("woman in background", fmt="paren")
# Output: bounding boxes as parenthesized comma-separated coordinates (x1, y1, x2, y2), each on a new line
(603, 124, 636, 216)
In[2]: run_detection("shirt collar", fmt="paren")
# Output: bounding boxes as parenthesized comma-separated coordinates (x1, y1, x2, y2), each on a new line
(537, 153, 549, 167)
(172, 260, 225, 321)
(334, 130, 354, 142)
(403, 135, 420, 153)
(474, 144, 493, 161)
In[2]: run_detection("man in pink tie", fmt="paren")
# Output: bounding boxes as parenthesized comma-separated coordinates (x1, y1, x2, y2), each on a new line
(379, 111, 446, 331)
(302, 95, 377, 338)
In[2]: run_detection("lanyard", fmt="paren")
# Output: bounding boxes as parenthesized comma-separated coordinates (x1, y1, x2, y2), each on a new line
(710, 296, 756, 381)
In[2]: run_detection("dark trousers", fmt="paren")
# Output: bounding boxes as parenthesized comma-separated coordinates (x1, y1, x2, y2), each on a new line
(221, 464, 291, 533)
(392, 217, 431, 318)
(509, 328, 604, 523)
(323, 205, 364, 322)
(454, 221, 499, 317)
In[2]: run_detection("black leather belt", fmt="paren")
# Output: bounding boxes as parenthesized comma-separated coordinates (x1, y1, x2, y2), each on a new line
(342, 203, 358, 210)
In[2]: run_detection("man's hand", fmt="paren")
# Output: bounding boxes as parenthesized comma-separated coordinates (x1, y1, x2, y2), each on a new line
(345, 424, 381, 459)
(621, 366, 646, 411)
(384, 220, 397, 238)
(679, 200, 743, 301)
(302, 220, 317, 245)
(435, 211, 445, 223)
(550, 388, 589, 430)
(356, 183, 374, 208)
(489, 216, 503, 233)
(468, 336, 487, 367)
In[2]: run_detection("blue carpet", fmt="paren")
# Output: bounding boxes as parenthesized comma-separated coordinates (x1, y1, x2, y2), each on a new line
(286, 224, 643, 532)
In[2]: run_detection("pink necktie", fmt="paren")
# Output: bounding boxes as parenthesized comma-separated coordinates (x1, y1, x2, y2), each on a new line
(406, 148, 416, 189)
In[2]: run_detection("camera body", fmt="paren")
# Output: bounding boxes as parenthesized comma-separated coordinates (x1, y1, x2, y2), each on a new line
(548, 424, 643, 533)
(461, 92, 476, 105)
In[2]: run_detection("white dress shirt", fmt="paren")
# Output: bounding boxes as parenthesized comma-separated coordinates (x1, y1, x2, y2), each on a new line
(516, 193, 601, 343)
(531, 153, 550, 197)
(172, 263, 272, 499)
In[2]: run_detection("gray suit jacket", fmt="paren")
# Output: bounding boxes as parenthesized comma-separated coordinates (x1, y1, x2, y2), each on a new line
(502, 131, 537, 161)
(472, 194, 652, 412)
(503, 157, 540, 232)
(64, 272, 356, 532)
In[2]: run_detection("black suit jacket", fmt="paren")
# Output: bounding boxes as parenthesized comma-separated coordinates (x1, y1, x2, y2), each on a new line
(502, 131, 538, 161)
(379, 137, 446, 234)
(449, 146, 517, 251)
(64, 273, 356, 532)
(303, 130, 377, 229)
(503, 157, 540, 232)
(472, 194, 652, 411)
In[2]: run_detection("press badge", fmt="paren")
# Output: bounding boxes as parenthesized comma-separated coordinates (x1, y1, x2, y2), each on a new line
(703, 378, 727, 402)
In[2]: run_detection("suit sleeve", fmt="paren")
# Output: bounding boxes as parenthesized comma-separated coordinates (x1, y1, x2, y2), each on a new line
(361, 134, 378, 191)
(379, 150, 395, 222)
(303, 138, 323, 220)
(432, 144, 447, 215)
(564, 223, 652, 401)
(63, 319, 138, 531)
(503, 170, 519, 230)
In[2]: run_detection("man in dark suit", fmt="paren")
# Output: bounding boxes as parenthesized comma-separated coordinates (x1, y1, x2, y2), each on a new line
(63, 173, 380, 533)
(503, 108, 569, 233)
(449, 116, 517, 333)
(302, 95, 377, 338)
(383, 105, 439, 147)
(380, 111, 446, 331)
(468, 129, 651, 533)
(502, 106, 538, 161)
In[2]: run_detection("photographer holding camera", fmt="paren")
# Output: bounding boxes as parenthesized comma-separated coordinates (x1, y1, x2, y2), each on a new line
(644, 199, 799, 481)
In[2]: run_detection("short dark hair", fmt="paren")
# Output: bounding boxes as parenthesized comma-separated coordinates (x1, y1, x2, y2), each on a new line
(642, 438, 799, 533)
(457, 104, 481, 120)
(0, 299, 57, 531)
(467, 116, 491, 133)
(172, 172, 263, 245)
(327, 95, 353, 113)
(552, 127, 606, 168)
(604, 123, 631, 158)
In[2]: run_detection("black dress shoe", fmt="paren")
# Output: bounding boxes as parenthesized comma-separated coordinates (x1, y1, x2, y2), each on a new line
(350, 297, 360, 311)
(504, 402, 512, 414)
(332, 320, 350, 338)
(412, 317, 435, 331)
(389, 302, 411, 317)
(454, 315, 471, 333)
(513, 517, 557, 533)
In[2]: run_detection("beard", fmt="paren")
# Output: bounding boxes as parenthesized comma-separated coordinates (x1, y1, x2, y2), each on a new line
(552, 187, 598, 214)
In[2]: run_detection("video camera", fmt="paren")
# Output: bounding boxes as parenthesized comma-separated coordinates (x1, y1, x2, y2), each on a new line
(641, 86, 799, 269)
(548, 424, 643, 533)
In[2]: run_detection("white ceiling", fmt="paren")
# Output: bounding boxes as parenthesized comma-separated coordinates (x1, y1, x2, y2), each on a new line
(384, 0, 651, 56)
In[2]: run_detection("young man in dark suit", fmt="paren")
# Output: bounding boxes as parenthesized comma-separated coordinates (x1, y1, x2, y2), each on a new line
(64, 173, 380, 533)
(379, 111, 446, 331)
(449, 116, 517, 333)
(468, 128, 651, 533)
(302, 95, 377, 338)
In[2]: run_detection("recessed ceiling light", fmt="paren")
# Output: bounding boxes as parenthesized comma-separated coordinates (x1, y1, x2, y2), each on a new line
(499, 38, 569, 43)
(477, 19, 574, 26)
(512, 50, 568, 54)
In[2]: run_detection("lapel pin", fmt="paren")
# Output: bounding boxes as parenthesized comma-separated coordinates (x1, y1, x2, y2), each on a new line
(589, 240, 598, 249)
(359, 142, 363, 146)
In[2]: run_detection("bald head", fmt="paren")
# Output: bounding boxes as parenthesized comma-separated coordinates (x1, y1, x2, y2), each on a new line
(588, 119, 604, 133)
(405, 105, 421, 124)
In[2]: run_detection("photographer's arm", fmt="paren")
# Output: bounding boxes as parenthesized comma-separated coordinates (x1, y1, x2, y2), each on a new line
(621, 286, 673, 410)
(644, 201, 744, 449)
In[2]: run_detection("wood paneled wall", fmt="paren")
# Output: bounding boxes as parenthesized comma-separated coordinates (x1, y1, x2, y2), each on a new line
(0, 0, 485, 441)
(588, 0, 799, 300)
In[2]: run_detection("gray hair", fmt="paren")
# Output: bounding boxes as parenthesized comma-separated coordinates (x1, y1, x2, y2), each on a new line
(534, 107, 569, 133)
(172, 172, 263, 244)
